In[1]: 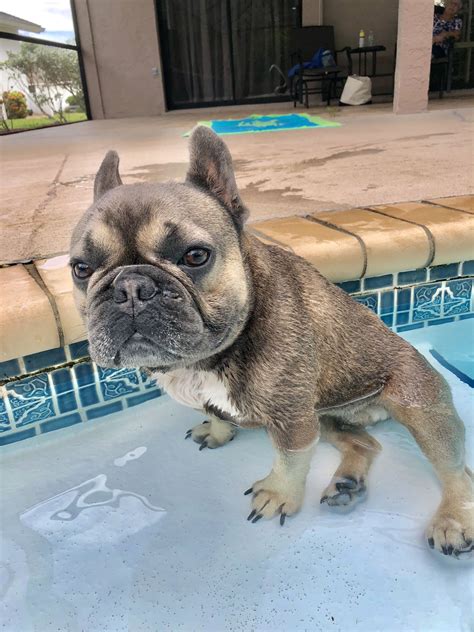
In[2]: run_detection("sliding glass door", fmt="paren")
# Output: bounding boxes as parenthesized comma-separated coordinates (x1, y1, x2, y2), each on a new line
(156, 0, 300, 108)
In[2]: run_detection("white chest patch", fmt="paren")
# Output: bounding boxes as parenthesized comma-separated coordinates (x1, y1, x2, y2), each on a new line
(154, 369, 242, 420)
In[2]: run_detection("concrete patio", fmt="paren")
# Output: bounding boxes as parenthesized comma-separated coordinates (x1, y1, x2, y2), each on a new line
(1, 96, 473, 265)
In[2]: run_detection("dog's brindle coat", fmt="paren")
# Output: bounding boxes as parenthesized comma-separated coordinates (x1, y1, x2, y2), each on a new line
(71, 127, 473, 557)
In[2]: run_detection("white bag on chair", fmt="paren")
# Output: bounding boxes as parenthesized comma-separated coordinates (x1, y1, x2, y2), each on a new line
(340, 75, 372, 105)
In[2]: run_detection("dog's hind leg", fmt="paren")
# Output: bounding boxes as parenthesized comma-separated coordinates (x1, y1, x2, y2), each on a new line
(381, 349, 473, 558)
(320, 416, 382, 507)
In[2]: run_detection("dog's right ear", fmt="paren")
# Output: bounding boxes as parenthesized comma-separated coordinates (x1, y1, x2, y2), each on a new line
(94, 150, 122, 201)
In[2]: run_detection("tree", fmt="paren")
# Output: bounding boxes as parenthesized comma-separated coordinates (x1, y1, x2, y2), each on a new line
(0, 43, 84, 122)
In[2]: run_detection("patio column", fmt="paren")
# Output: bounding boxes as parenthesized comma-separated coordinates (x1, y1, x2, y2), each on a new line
(393, 0, 433, 114)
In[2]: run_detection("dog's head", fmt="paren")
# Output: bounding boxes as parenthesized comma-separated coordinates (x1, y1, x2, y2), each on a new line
(70, 127, 251, 369)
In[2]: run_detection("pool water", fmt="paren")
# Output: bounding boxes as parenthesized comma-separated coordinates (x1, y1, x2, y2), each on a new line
(1, 319, 473, 632)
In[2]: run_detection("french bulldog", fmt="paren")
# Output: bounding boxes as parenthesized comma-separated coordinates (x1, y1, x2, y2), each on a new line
(70, 126, 473, 557)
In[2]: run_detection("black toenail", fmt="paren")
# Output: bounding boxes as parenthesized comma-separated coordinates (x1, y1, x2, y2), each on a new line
(428, 537, 434, 549)
(320, 496, 328, 504)
(251, 514, 263, 523)
(337, 477, 358, 491)
(441, 545, 448, 555)
(247, 509, 257, 521)
(280, 513, 287, 526)
(202, 420, 209, 424)
(244, 487, 253, 496)
(446, 545, 454, 555)
(199, 441, 208, 451)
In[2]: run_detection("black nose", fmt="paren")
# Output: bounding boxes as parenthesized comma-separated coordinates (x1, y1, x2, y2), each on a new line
(113, 272, 156, 314)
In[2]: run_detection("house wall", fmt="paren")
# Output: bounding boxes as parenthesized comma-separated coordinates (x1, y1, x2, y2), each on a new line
(72, 0, 166, 119)
(302, 0, 323, 26)
(323, 0, 400, 94)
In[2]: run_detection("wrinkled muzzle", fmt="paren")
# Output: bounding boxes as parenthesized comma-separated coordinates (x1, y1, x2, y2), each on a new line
(86, 264, 206, 368)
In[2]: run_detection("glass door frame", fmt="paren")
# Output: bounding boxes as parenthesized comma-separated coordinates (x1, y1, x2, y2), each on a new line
(155, 0, 302, 110)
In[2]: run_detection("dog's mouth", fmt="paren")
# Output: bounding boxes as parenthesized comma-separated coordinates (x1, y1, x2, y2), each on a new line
(112, 330, 184, 366)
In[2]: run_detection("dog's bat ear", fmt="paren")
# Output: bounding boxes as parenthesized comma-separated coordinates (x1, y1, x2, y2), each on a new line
(186, 126, 249, 230)
(94, 150, 122, 201)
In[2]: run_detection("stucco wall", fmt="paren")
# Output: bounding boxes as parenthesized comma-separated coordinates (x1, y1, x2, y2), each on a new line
(323, 0, 399, 94)
(393, 0, 433, 113)
(73, 0, 165, 119)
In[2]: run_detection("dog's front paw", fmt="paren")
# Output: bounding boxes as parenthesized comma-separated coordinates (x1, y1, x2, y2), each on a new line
(320, 475, 367, 508)
(185, 419, 236, 450)
(245, 473, 305, 525)
(427, 511, 474, 558)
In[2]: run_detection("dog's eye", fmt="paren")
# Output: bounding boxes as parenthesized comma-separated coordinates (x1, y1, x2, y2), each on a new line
(73, 262, 93, 279)
(180, 248, 210, 268)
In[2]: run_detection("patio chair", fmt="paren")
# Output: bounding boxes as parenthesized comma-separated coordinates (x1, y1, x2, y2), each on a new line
(270, 26, 348, 107)
(290, 26, 348, 107)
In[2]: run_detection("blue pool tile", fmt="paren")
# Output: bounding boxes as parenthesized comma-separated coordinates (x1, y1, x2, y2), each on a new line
(429, 263, 459, 281)
(363, 274, 393, 290)
(78, 384, 100, 407)
(337, 280, 361, 294)
(0, 398, 10, 433)
(86, 401, 123, 420)
(443, 279, 472, 317)
(6, 374, 55, 427)
(428, 316, 455, 327)
(354, 294, 378, 313)
(0, 426, 36, 446)
(396, 311, 410, 326)
(459, 313, 474, 321)
(41, 413, 82, 434)
(69, 340, 89, 360)
(126, 390, 162, 408)
(0, 359, 21, 380)
(51, 368, 73, 394)
(397, 268, 427, 285)
(396, 288, 411, 313)
(97, 367, 140, 400)
(381, 314, 393, 327)
(380, 291, 394, 315)
(461, 260, 474, 276)
(57, 391, 78, 414)
(397, 323, 424, 333)
(140, 370, 157, 389)
(74, 362, 96, 387)
(412, 283, 442, 322)
(24, 347, 66, 372)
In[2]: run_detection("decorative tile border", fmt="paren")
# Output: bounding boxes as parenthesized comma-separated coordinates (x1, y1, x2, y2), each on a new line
(0, 364, 160, 445)
(0, 260, 472, 447)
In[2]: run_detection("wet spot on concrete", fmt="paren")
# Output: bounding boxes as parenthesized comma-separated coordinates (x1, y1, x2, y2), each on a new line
(127, 162, 187, 182)
(295, 147, 385, 170)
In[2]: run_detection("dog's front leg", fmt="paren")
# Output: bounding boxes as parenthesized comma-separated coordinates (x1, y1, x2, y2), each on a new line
(246, 417, 319, 524)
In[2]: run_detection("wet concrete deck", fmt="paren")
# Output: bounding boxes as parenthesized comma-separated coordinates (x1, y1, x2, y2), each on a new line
(1, 97, 473, 264)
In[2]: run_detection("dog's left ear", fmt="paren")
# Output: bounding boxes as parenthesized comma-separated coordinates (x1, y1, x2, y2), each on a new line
(186, 126, 249, 230)
(94, 150, 122, 201)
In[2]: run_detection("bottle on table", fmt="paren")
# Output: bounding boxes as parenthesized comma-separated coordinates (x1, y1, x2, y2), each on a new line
(359, 29, 365, 47)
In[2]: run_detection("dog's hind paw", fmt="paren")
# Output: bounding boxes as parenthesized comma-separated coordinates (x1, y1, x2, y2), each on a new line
(185, 419, 236, 450)
(320, 475, 367, 508)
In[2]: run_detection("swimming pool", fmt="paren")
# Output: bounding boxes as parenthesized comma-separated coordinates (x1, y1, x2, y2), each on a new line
(1, 318, 472, 632)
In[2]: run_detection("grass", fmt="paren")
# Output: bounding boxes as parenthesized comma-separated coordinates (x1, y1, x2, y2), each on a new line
(1, 112, 87, 133)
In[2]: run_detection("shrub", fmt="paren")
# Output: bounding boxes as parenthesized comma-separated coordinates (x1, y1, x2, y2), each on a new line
(66, 94, 84, 111)
(2, 90, 28, 119)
